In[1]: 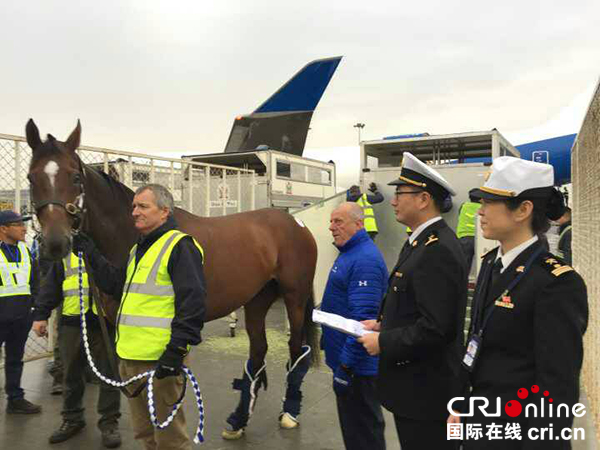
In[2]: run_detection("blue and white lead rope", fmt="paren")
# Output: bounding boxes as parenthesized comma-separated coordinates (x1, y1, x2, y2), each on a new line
(76, 252, 205, 444)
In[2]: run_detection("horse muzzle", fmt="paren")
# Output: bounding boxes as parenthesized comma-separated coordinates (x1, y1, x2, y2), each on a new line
(41, 231, 72, 260)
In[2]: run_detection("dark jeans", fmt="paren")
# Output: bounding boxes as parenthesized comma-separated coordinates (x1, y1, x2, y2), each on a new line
(59, 322, 121, 430)
(335, 375, 386, 450)
(394, 414, 458, 450)
(0, 314, 32, 401)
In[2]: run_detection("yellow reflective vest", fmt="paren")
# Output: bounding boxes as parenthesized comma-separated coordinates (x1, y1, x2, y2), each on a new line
(356, 194, 378, 233)
(117, 230, 204, 361)
(62, 253, 96, 316)
(0, 242, 31, 297)
(456, 202, 481, 238)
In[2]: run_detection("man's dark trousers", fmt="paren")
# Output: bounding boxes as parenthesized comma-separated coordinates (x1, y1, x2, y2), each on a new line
(59, 322, 121, 430)
(0, 314, 33, 401)
(335, 375, 386, 450)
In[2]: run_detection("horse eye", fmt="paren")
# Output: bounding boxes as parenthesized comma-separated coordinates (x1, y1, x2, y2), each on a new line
(73, 174, 81, 184)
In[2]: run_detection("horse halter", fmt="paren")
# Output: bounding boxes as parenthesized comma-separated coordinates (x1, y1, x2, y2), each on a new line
(32, 160, 87, 234)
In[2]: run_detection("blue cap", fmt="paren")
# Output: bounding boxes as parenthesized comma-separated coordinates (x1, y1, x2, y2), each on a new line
(0, 210, 32, 226)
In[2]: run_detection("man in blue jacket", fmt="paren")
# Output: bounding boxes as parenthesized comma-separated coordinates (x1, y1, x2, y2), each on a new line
(321, 202, 388, 450)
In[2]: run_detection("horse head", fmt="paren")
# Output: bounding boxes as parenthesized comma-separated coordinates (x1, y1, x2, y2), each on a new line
(26, 119, 86, 260)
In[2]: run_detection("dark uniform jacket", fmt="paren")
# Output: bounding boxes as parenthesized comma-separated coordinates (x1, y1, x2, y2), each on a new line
(377, 218, 467, 420)
(85, 217, 207, 350)
(0, 242, 39, 321)
(464, 240, 587, 448)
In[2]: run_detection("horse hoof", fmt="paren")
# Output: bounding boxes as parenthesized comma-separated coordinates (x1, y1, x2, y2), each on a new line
(279, 412, 299, 429)
(221, 428, 244, 440)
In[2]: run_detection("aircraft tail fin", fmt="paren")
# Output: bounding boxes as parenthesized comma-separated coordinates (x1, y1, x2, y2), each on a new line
(224, 56, 342, 156)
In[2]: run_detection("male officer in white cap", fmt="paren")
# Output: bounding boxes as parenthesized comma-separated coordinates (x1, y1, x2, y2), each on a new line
(359, 152, 467, 449)
(449, 157, 587, 449)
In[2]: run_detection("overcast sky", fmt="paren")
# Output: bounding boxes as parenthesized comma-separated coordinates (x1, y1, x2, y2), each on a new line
(2, 0, 599, 187)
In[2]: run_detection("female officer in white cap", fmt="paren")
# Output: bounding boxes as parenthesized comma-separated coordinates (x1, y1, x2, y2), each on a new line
(450, 157, 588, 449)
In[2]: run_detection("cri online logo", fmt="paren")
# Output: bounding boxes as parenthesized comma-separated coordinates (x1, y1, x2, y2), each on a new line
(448, 385, 586, 418)
(506, 385, 548, 417)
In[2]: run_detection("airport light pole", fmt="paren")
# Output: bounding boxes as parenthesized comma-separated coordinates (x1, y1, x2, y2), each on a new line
(353, 123, 365, 145)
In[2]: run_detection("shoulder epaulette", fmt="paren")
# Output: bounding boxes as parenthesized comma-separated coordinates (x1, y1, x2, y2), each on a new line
(540, 253, 574, 277)
(424, 231, 439, 247)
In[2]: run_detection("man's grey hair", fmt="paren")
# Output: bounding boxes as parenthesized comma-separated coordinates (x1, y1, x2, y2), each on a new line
(135, 184, 175, 215)
(337, 202, 364, 222)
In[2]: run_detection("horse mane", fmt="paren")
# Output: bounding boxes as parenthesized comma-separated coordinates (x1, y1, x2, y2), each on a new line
(85, 164, 134, 201)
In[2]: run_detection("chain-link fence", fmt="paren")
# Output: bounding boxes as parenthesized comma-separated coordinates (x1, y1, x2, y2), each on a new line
(0, 133, 255, 365)
(572, 79, 600, 442)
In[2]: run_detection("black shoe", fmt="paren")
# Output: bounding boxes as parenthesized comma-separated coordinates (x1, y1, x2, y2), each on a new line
(101, 426, 122, 449)
(49, 420, 86, 444)
(51, 379, 63, 396)
(6, 398, 42, 414)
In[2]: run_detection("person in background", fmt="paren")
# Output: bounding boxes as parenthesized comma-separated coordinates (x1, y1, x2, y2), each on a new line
(322, 202, 388, 450)
(33, 250, 122, 447)
(556, 206, 572, 265)
(347, 183, 384, 240)
(0, 210, 42, 414)
(456, 193, 481, 273)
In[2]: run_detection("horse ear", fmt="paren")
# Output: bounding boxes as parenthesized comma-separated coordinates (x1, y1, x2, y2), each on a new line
(26, 119, 42, 150)
(65, 119, 82, 153)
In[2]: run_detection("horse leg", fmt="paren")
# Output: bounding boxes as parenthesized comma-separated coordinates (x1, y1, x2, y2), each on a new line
(221, 282, 277, 440)
(279, 286, 313, 429)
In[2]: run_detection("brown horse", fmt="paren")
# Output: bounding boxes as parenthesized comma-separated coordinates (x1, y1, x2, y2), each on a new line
(25, 119, 319, 436)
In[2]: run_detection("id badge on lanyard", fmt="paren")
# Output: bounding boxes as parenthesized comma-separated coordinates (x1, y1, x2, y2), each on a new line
(462, 333, 482, 372)
(462, 246, 544, 373)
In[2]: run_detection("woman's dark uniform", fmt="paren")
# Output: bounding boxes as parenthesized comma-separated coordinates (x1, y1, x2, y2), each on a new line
(460, 157, 588, 450)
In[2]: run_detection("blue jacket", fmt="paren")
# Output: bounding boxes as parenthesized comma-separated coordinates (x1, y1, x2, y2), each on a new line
(320, 228, 388, 376)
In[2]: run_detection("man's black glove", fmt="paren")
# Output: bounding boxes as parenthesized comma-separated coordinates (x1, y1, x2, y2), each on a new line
(72, 232, 96, 255)
(368, 182, 378, 193)
(155, 345, 187, 379)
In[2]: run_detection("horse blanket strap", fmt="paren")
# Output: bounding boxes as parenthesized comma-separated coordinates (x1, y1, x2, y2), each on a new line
(77, 252, 206, 444)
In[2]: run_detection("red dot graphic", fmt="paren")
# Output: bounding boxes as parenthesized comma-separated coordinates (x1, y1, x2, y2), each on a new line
(505, 400, 522, 418)
(531, 385, 539, 393)
(544, 391, 549, 397)
(549, 398, 553, 403)
(517, 388, 529, 399)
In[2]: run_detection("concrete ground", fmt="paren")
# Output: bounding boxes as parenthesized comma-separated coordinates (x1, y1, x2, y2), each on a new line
(0, 301, 598, 449)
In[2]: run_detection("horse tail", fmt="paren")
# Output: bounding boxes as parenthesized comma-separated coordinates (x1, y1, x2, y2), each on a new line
(303, 287, 320, 367)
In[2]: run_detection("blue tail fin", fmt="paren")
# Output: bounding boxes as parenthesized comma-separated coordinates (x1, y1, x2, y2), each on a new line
(224, 57, 342, 156)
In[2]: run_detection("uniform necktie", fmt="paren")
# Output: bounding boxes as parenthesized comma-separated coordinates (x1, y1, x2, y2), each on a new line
(491, 258, 503, 286)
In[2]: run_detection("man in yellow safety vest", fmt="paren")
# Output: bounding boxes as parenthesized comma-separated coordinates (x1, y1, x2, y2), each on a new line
(0, 210, 42, 415)
(347, 183, 384, 240)
(33, 251, 122, 447)
(72, 184, 207, 450)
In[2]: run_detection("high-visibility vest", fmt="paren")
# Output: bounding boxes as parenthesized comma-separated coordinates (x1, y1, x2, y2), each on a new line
(456, 202, 481, 238)
(117, 230, 204, 361)
(62, 253, 96, 316)
(0, 242, 31, 297)
(357, 194, 378, 233)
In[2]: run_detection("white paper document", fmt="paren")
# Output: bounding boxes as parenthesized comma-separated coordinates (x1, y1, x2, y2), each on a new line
(313, 310, 374, 338)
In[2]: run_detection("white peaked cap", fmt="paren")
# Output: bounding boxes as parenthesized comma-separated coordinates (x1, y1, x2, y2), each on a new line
(471, 156, 555, 199)
(388, 152, 456, 197)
